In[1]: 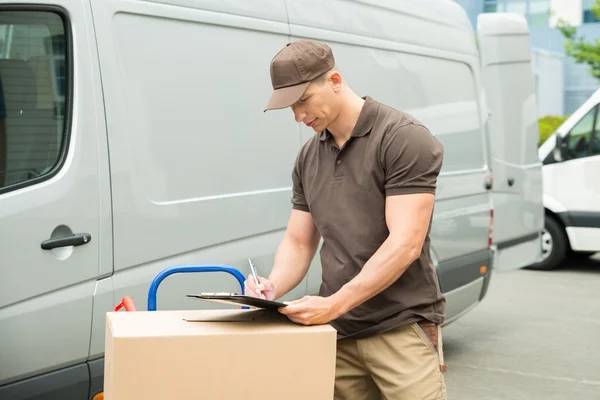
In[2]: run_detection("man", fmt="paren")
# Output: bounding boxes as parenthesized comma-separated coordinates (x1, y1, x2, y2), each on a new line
(245, 39, 447, 399)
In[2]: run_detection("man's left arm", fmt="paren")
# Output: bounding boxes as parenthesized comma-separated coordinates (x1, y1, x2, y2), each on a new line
(280, 123, 444, 324)
(331, 193, 435, 315)
(332, 123, 444, 315)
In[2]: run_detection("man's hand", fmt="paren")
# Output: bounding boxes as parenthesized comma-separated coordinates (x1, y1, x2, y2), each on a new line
(278, 295, 341, 325)
(244, 275, 277, 301)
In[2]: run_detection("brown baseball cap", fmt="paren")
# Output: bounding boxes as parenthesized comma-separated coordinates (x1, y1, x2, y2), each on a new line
(264, 40, 335, 112)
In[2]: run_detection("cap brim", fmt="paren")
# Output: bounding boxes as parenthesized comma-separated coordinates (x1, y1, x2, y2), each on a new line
(264, 82, 310, 112)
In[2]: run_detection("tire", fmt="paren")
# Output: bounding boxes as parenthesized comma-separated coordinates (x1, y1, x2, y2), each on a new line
(570, 250, 596, 258)
(526, 215, 567, 271)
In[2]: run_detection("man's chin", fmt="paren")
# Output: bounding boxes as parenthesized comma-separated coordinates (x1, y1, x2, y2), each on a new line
(311, 122, 325, 132)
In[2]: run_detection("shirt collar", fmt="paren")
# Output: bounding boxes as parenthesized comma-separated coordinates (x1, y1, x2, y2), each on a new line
(320, 96, 378, 142)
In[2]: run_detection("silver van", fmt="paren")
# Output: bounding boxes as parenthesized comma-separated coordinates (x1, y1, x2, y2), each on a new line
(0, 1, 543, 398)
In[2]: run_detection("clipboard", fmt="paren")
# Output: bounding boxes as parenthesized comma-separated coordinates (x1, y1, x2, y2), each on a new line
(187, 293, 288, 310)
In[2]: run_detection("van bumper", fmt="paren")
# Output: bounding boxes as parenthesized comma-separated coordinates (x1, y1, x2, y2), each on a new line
(438, 248, 494, 326)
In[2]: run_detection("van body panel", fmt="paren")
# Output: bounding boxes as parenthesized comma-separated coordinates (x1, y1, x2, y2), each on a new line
(88, 358, 105, 400)
(565, 227, 600, 251)
(0, 0, 106, 385)
(89, 277, 114, 359)
(543, 191, 568, 214)
(137, 0, 289, 24)
(429, 188, 490, 261)
(477, 13, 544, 271)
(476, 12, 530, 36)
(542, 157, 600, 213)
(444, 277, 485, 325)
(87, 0, 114, 281)
(90, 0, 294, 271)
(0, 281, 96, 385)
(542, 155, 600, 251)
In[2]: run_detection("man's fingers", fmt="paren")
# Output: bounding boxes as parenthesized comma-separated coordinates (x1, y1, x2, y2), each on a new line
(245, 275, 258, 289)
(258, 277, 274, 291)
(287, 314, 311, 326)
(279, 302, 308, 316)
(244, 278, 262, 298)
(279, 304, 301, 315)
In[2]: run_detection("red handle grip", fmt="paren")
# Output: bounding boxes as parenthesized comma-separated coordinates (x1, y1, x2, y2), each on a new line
(114, 296, 137, 312)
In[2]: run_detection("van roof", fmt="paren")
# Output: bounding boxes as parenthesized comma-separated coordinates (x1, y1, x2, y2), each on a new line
(137, 0, 478, 57)
(285, 0, 477, 57)
(355, 0, 474, 30)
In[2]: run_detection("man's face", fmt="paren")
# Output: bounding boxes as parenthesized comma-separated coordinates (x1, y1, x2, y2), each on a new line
(290, 73, 340, 132)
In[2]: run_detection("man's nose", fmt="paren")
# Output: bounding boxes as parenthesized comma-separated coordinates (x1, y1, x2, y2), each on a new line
(292, 106, 305, 123)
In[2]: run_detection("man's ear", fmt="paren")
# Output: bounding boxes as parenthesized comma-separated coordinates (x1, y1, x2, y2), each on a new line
(328, 70, 342, 92)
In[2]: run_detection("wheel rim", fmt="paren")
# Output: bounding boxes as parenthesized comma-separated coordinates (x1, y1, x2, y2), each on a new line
(540, 228, 553, 261)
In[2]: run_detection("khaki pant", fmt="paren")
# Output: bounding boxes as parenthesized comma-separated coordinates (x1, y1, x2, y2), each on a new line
(334, 322, 448, 400)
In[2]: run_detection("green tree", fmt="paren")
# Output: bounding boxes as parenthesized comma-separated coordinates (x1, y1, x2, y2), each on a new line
(556, 0, 600, 81)
(538, 115, 569, 146)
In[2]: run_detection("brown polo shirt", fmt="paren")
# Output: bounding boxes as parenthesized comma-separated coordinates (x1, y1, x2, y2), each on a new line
(291, 96, 445, 340)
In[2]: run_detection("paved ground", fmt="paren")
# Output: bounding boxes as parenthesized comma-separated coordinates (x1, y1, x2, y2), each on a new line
(443, 254, 600, 400)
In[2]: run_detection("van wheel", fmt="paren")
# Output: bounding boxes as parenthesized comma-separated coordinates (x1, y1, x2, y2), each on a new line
(569, 250, 596, 259)
(526, 215, 567, 271)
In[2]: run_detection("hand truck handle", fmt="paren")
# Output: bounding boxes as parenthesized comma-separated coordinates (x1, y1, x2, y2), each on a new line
(147, 265, 247, 311)
(114, 296, 137, 312)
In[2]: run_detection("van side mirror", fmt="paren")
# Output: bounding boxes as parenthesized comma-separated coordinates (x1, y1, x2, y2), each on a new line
(553, 133, 568, 162)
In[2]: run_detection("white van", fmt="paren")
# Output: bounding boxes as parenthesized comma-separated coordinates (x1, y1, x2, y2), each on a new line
(530, 88, 600, 270)
(0, 1, 543, 398)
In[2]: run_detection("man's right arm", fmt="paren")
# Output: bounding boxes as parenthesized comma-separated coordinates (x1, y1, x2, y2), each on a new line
(244, 209, 320, 300)
(245, 148, 320, 299)
(268, 209, 320, 299)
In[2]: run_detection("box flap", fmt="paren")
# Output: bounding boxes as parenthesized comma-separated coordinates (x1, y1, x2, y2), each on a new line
(106, 309, 336, 338)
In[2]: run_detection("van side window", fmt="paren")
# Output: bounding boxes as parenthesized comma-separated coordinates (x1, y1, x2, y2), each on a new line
(593, 106, 600, 156)
(0, 11, 68, 191)
(566, 107, 595, 160)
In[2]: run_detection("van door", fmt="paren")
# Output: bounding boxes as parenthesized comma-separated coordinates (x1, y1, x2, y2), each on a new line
(0, 2, 104, 397)
(477, 13, 544, 271)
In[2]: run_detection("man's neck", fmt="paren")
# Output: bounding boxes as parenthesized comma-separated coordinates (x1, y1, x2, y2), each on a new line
(327, 94, 365, 147)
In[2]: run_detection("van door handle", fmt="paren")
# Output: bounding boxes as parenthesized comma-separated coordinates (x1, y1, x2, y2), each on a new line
(41, 233, 91, 250)
(508, 178, 515, 187)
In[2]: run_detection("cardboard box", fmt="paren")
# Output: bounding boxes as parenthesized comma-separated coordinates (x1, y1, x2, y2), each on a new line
(104, 309, 337, 399)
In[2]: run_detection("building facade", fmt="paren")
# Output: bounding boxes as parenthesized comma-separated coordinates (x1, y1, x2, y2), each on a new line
(455, 0, 600, 115)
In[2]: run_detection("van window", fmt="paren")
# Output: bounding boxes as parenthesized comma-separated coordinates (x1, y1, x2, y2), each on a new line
(0, 10, 68, 191)
(567, 106, 595, 160)
(593, 106, 600, 156)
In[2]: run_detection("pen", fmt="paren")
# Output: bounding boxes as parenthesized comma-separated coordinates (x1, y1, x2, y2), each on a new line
(248, 258, 265, 299)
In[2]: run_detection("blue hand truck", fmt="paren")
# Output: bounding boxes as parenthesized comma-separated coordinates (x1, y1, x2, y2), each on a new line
(113, 264, 248, 312)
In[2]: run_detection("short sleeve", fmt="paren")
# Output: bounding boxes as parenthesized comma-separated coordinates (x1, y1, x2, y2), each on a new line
(291, 152, 310, 212)
(381, 123, 444, 196)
